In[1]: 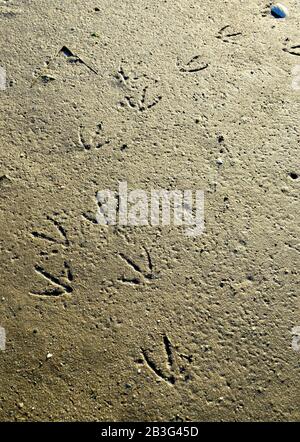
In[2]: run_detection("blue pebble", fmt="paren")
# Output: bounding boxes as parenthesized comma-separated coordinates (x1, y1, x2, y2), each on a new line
(271, 4, 288, 19)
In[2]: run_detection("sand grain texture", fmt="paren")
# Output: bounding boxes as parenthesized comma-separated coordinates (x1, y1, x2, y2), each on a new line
(0, 0, 299, 421)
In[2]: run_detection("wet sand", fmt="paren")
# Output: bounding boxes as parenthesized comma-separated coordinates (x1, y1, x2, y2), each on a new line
(0, 0, 300, 421)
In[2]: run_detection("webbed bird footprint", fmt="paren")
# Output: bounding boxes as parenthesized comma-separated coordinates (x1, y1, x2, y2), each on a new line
(140, 335, 193, 385)
(177, 55, 208, 73)
(283, 39, 300, 56)
(31, 260, 73, 297)
(32, 45, 97, 86)
(79, 122, 111, 150)
(217, 25, 242, 43)
(117, 247, 157, 285)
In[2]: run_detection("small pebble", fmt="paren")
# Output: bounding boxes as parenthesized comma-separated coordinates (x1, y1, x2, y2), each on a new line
(46, 352, 53, 360)
(271, 4, 288, 19)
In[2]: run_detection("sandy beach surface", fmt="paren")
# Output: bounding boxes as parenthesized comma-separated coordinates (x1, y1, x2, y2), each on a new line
(0, 0, 299, 421)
